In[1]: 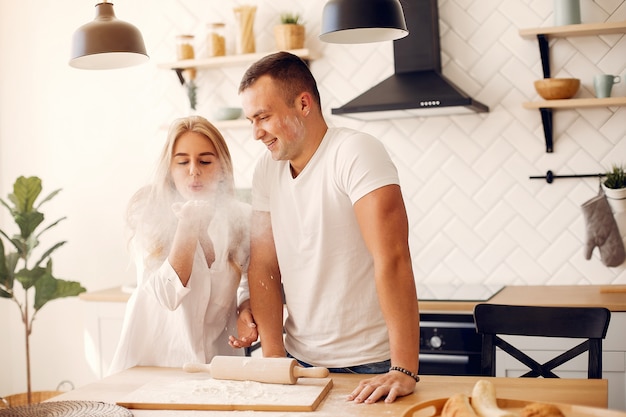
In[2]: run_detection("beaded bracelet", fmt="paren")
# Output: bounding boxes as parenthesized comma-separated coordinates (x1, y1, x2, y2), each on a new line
(389, 366, 420, 382)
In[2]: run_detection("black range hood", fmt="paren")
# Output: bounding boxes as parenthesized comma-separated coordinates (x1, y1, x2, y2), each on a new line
(331, 0, 488, 120)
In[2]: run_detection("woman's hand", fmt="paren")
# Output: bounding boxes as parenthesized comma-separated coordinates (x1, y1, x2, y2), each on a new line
(172, 200, 215, 227)
(229, 300, 258, 349)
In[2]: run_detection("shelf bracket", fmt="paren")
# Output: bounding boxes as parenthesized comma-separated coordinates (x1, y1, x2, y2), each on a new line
(532, 35, 554, 152)
(539, 108, 554, 153)
(174, 69, 185, 86)
(537, 34, 550, 78)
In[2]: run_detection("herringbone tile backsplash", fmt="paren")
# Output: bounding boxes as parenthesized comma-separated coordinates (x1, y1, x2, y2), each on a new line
(155, 0, 626, 285)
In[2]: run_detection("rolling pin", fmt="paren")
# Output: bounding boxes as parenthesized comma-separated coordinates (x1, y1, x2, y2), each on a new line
(183, 356, 329, 385)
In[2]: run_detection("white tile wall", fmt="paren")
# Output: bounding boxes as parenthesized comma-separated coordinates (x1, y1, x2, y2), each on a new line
(165, 0, 626, 285)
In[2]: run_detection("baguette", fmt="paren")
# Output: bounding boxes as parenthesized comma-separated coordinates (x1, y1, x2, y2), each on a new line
(442, 393, 480, 417)
(470, 380, 517, 417)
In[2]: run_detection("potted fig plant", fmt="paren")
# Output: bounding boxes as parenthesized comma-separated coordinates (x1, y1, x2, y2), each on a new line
(273, 12, 305, 51)
(0, 176, 85, 405)
(602, 164, 626, 213)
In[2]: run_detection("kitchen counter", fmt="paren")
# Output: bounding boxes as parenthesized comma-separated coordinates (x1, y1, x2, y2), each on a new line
(419, 284, 626, 312)
(489, 285, 626, 311)
(81, 284, 626, 312)
(79, 286, 132, 302)
(49, 366, 609, 416)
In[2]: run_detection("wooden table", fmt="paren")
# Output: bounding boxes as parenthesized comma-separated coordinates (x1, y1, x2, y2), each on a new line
(48, 366, 608, 416)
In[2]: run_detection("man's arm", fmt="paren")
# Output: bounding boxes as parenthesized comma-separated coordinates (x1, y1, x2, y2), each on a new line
(350, 184, 420, 403)
(248, 210, 286, 357)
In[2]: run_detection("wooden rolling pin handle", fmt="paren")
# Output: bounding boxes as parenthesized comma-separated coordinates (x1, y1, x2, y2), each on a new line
(183, 362, 211, 373)
(293, 366, 329, 379)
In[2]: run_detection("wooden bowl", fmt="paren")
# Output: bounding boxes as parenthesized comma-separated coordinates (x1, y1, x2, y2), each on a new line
(534, 78, 580, 100)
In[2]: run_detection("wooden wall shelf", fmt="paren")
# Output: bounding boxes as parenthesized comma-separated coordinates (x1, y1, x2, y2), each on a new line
(519, 21, 626, 39)
(157, 48, 311, 71)
(523, 97, 626, 109)
(520, 21, 626, 152)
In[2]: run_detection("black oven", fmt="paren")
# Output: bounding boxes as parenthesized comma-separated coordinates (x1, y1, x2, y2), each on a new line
(418, 312, 482, 376)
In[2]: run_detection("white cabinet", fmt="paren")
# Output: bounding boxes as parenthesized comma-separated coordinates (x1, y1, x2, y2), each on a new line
(80, 289, 129, 378)
(495, 312, 626, 411)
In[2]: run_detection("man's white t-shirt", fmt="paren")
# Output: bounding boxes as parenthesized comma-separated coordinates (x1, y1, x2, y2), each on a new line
(252, 127, 400, 367)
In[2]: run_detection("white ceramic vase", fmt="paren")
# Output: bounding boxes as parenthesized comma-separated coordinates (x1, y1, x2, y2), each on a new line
(602, 183, 626, 213)
(554, 0, 581, 26)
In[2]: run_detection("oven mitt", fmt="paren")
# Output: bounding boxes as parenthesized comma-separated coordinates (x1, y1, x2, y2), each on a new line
(581, 189, 625, 267)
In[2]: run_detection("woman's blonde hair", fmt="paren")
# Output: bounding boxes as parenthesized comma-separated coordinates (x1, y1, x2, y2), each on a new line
(127, 116, 236, 262)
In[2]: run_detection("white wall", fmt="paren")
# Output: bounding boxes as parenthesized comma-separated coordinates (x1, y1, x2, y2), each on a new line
(1, 0, 625, 396)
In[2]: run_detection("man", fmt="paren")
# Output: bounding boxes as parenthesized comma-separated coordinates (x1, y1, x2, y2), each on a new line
(238, 51, 419, 404)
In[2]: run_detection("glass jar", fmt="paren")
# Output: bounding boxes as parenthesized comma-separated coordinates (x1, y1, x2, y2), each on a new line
(176, 35, 195, 60)
(206, 23, 226, 57)
(233, 5, 256, 54)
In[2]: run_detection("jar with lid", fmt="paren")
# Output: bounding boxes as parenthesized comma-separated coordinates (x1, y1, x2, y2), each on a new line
(206, 23, 226, 57)
(176, 35, 195, 60)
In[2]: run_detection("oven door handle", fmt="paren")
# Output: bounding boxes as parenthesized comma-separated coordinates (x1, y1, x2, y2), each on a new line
(419, 353, 470, 365)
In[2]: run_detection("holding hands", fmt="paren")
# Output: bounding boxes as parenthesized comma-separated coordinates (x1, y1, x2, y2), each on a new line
(229, 300, 258, 349)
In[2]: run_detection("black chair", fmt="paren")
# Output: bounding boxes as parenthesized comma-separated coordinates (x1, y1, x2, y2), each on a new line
(473, 303, 610, 379)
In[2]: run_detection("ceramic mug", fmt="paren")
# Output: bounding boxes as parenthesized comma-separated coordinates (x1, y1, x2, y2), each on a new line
(594, 74, 621, 98)
(554, 0, 581, 26)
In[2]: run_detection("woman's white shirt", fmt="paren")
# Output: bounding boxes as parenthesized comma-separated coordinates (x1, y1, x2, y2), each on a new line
(108, 200, 250, 375)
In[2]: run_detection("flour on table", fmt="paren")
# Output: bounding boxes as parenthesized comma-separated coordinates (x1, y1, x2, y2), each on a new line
(120, 375, 329, 407)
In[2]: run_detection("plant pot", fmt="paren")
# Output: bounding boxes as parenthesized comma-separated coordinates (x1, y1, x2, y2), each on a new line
(602, 183, 626, 213)
(274, 24, 305, 50)
(1, 391, 63, 408)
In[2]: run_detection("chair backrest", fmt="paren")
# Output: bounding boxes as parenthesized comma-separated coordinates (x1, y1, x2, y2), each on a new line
(473, 303, 611, 379)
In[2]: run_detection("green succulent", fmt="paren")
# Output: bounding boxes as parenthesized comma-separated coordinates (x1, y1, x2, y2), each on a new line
(604, 164, 626, 189)
(280, 13, 301, 25)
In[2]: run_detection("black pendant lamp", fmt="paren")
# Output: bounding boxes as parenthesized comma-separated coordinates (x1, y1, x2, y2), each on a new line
(70, 1, 148, 70)
(319, 0, 409, 44)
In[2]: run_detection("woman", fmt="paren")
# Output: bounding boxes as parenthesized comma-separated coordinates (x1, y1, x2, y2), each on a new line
(109, 116, 256, 375)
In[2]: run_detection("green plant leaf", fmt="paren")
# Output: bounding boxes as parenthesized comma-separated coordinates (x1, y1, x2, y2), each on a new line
(10, 176, 42, 213)
(0, 228, 20, 253)
(35, 188, 62, 210)
(187, 80, 197, 110)
(35, 217, 67, 240)
(33, 262, 85, 311)
(15, 211, 44, 240)
(0, 197, 12, 214)
(16, 266, 47, 291)
(1, 252, 19, 291)
(0, 239, 10, 292)
(34, 241, 67, 268)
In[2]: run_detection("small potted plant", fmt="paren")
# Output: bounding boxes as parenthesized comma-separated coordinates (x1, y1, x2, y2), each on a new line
(273, 13, 305, 51)
(602, 164, 626, 213)
(0, 176, 86, 405)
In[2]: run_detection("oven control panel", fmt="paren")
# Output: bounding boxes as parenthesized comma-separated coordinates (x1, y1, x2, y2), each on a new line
(419, 313, 482, 376)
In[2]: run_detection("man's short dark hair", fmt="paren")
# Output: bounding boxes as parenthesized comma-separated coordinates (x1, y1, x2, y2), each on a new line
(238, 51, 321, 111)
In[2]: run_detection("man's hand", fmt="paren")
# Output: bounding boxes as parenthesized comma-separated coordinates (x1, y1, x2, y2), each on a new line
(347, 371, 416, 404)
(229, 304, 258, 349)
